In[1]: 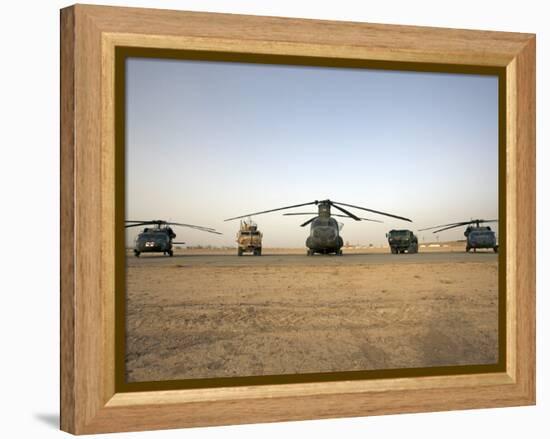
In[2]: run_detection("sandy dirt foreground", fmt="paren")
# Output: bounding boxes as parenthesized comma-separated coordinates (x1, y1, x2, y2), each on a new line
(125, 251, 498, 382)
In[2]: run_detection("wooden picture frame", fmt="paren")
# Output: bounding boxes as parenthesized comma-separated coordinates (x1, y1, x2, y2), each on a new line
(60, 4, 535, 434)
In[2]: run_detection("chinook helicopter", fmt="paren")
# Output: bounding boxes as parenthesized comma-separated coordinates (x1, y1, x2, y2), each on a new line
(419, 219, 498, 253)
(225, 199, 411, 255)
(126, 219, 221, 257)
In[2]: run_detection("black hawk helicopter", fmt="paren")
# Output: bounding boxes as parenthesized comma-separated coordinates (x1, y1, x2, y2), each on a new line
(225, 199, 412, 256)
(419, 219, 498, 253)
(126, 219, 221, 257)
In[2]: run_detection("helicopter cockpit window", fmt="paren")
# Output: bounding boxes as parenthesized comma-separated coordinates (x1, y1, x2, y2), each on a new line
(311, 217, 337, 228)
(141, 233, 167, 240)
(391, 230, 409, 236)
(470, 229, 492, 235)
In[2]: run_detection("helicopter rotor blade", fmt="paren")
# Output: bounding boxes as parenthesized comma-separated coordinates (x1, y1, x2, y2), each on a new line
(356, 217, 383, 223)
(282, 212, 382, 223)
(300, 217, 318, 227)
(125, 222, 155, 228)
(125, 219, 167, 225)
(332, 201, 412, 222)
(192, 228, 223, 235)
(224, 201, 319, 221)
(124, 220, 221, 234)
(167, 222, 217, 231)
(331, 203, 361, 221)
(282, 213, 319, 216)
(418, 222, 468, 231)
(420, 219, 499, 233)
(432, 219, 498, 233)
(430, 223, 472, 233)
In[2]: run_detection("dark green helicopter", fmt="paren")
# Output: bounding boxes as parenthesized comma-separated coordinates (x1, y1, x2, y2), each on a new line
(419, 219, 498, 253)
(126, 219, 221, 257)
(225, 199, 412, 256)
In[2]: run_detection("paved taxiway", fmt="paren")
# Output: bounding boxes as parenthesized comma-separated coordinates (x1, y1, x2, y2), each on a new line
(127, 251, 498, 267)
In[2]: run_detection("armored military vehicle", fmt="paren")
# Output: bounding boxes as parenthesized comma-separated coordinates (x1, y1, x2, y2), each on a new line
(236, 219, 263, 256)
(386, 229, 418, 254)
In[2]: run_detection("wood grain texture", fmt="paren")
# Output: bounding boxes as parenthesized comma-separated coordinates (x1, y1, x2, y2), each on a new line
(60, 6, 75, 433)
(83, 4, 530, 66)
(60, 4, 536, 434)
(513, 37, 536, 398)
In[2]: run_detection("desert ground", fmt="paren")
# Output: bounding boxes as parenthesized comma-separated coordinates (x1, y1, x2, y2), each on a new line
(125, 243, 499, 383)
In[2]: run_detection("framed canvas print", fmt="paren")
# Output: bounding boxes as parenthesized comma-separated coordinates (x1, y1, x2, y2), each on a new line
(60, 4, 536, 434)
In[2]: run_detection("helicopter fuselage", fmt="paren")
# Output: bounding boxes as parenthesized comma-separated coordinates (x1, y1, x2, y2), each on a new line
(465, 226, 498, 252)
(305, 216, 343, 255)
(134, 229, 174, 256)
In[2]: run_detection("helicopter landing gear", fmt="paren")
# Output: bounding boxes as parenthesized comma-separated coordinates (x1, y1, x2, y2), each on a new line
(493, 246, 498, 253)
(466, 246, 470, 253)
(307, 249, 314, 256)
(134, 250, 140, 257)
(168, 250, 173, 257)
(237, 247, 243, 256)
(336, 249, 343, 256)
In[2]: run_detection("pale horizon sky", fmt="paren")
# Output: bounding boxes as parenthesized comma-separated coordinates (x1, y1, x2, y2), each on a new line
(125, 57, 499, 248)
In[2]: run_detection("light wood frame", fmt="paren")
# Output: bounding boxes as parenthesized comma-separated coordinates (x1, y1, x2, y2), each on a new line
(60, 4, 536, 434)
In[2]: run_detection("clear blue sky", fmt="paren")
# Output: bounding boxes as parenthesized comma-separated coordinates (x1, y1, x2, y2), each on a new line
(126, 58, 499, 247)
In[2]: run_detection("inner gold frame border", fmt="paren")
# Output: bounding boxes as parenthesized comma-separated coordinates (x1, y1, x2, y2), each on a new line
(60, 4, 535, 434)
(114, 48, 507, 392)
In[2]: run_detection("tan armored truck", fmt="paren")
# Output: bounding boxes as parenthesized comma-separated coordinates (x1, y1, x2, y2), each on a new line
(236, 219, 263, 256)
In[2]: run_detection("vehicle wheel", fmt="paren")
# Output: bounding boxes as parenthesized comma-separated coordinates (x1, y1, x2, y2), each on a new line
(466, 246, 470, 252)
(336, 249, 343, 256)
(168, 250, 173, 257)
(307, 249, 313, 256)
(257, 248, 262, 256)
(391, 247, 397, 254)
(237, 248, 243, 256)
(493, 246, 498, 253)
(134, 250, 140, 257)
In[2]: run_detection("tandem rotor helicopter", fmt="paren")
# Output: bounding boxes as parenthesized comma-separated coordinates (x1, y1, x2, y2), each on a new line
(126, 219, 221, 257)
(225, 199, 412, 255)
(419, 219, 498, 253)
